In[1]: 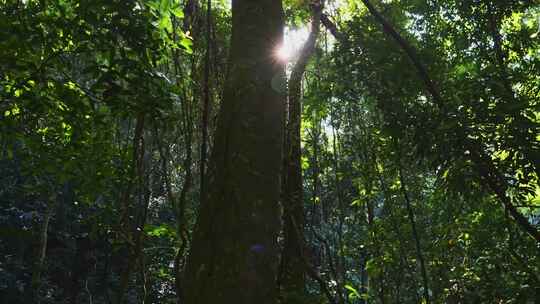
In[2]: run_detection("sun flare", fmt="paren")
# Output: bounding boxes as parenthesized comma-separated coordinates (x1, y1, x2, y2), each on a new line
(274, 26, 310, 62)
(275, 44, 292, 61)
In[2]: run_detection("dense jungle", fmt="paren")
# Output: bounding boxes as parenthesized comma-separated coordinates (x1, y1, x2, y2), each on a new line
(1, 0, 539, 303)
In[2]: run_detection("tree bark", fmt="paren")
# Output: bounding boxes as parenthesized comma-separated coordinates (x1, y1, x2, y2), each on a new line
(182, 1, 285, 303)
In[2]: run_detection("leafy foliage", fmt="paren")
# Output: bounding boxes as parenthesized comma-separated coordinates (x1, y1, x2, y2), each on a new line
(0, 0, 538, 303)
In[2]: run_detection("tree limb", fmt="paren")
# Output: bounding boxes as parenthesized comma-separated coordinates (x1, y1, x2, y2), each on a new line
(359, 0, 540, 243)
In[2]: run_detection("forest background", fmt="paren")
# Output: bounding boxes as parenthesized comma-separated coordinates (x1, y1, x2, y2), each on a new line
(1, 0, 539, 303)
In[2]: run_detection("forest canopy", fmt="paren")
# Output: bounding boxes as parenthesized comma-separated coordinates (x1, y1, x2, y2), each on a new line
(1, 0, 539, 303)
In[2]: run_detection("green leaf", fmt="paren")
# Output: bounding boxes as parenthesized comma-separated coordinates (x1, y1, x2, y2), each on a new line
(146, 0, 160, 10)
(159, 15, 173, 33)
(170, 4, 184, 18)
(179, 36, 193, 54)
(160, 0, 171, 12)
(345, 284, 361, 299)
(144, 224, 176, 238)
(350, 199, 364, 207)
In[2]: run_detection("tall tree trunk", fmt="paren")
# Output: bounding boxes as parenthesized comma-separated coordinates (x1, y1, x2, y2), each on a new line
(31, 199, 55, 303)
(331, 124, 347, 304)
(281, 3, 322, 303)
(397, 163, 431, 304)
(116, 113, 148, 304)
(172, 90, 194, 304)
(200, 0, 212, 197)
(308, 119, 325, 275)
(312, 119, 322, 226)
(182, 1, 285, 303)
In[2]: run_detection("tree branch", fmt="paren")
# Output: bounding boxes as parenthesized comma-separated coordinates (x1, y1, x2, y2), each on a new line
(359, 0, 540, 243)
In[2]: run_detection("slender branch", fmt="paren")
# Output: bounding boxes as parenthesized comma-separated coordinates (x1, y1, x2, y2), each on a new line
(359, 0, 442, 104)
(320, 13, 347, 44)
(396, 157, 431, 304)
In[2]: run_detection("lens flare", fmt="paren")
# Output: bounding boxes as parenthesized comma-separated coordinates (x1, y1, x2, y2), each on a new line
(275, 44, 291, 62)
(274, 26, 310, 63)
